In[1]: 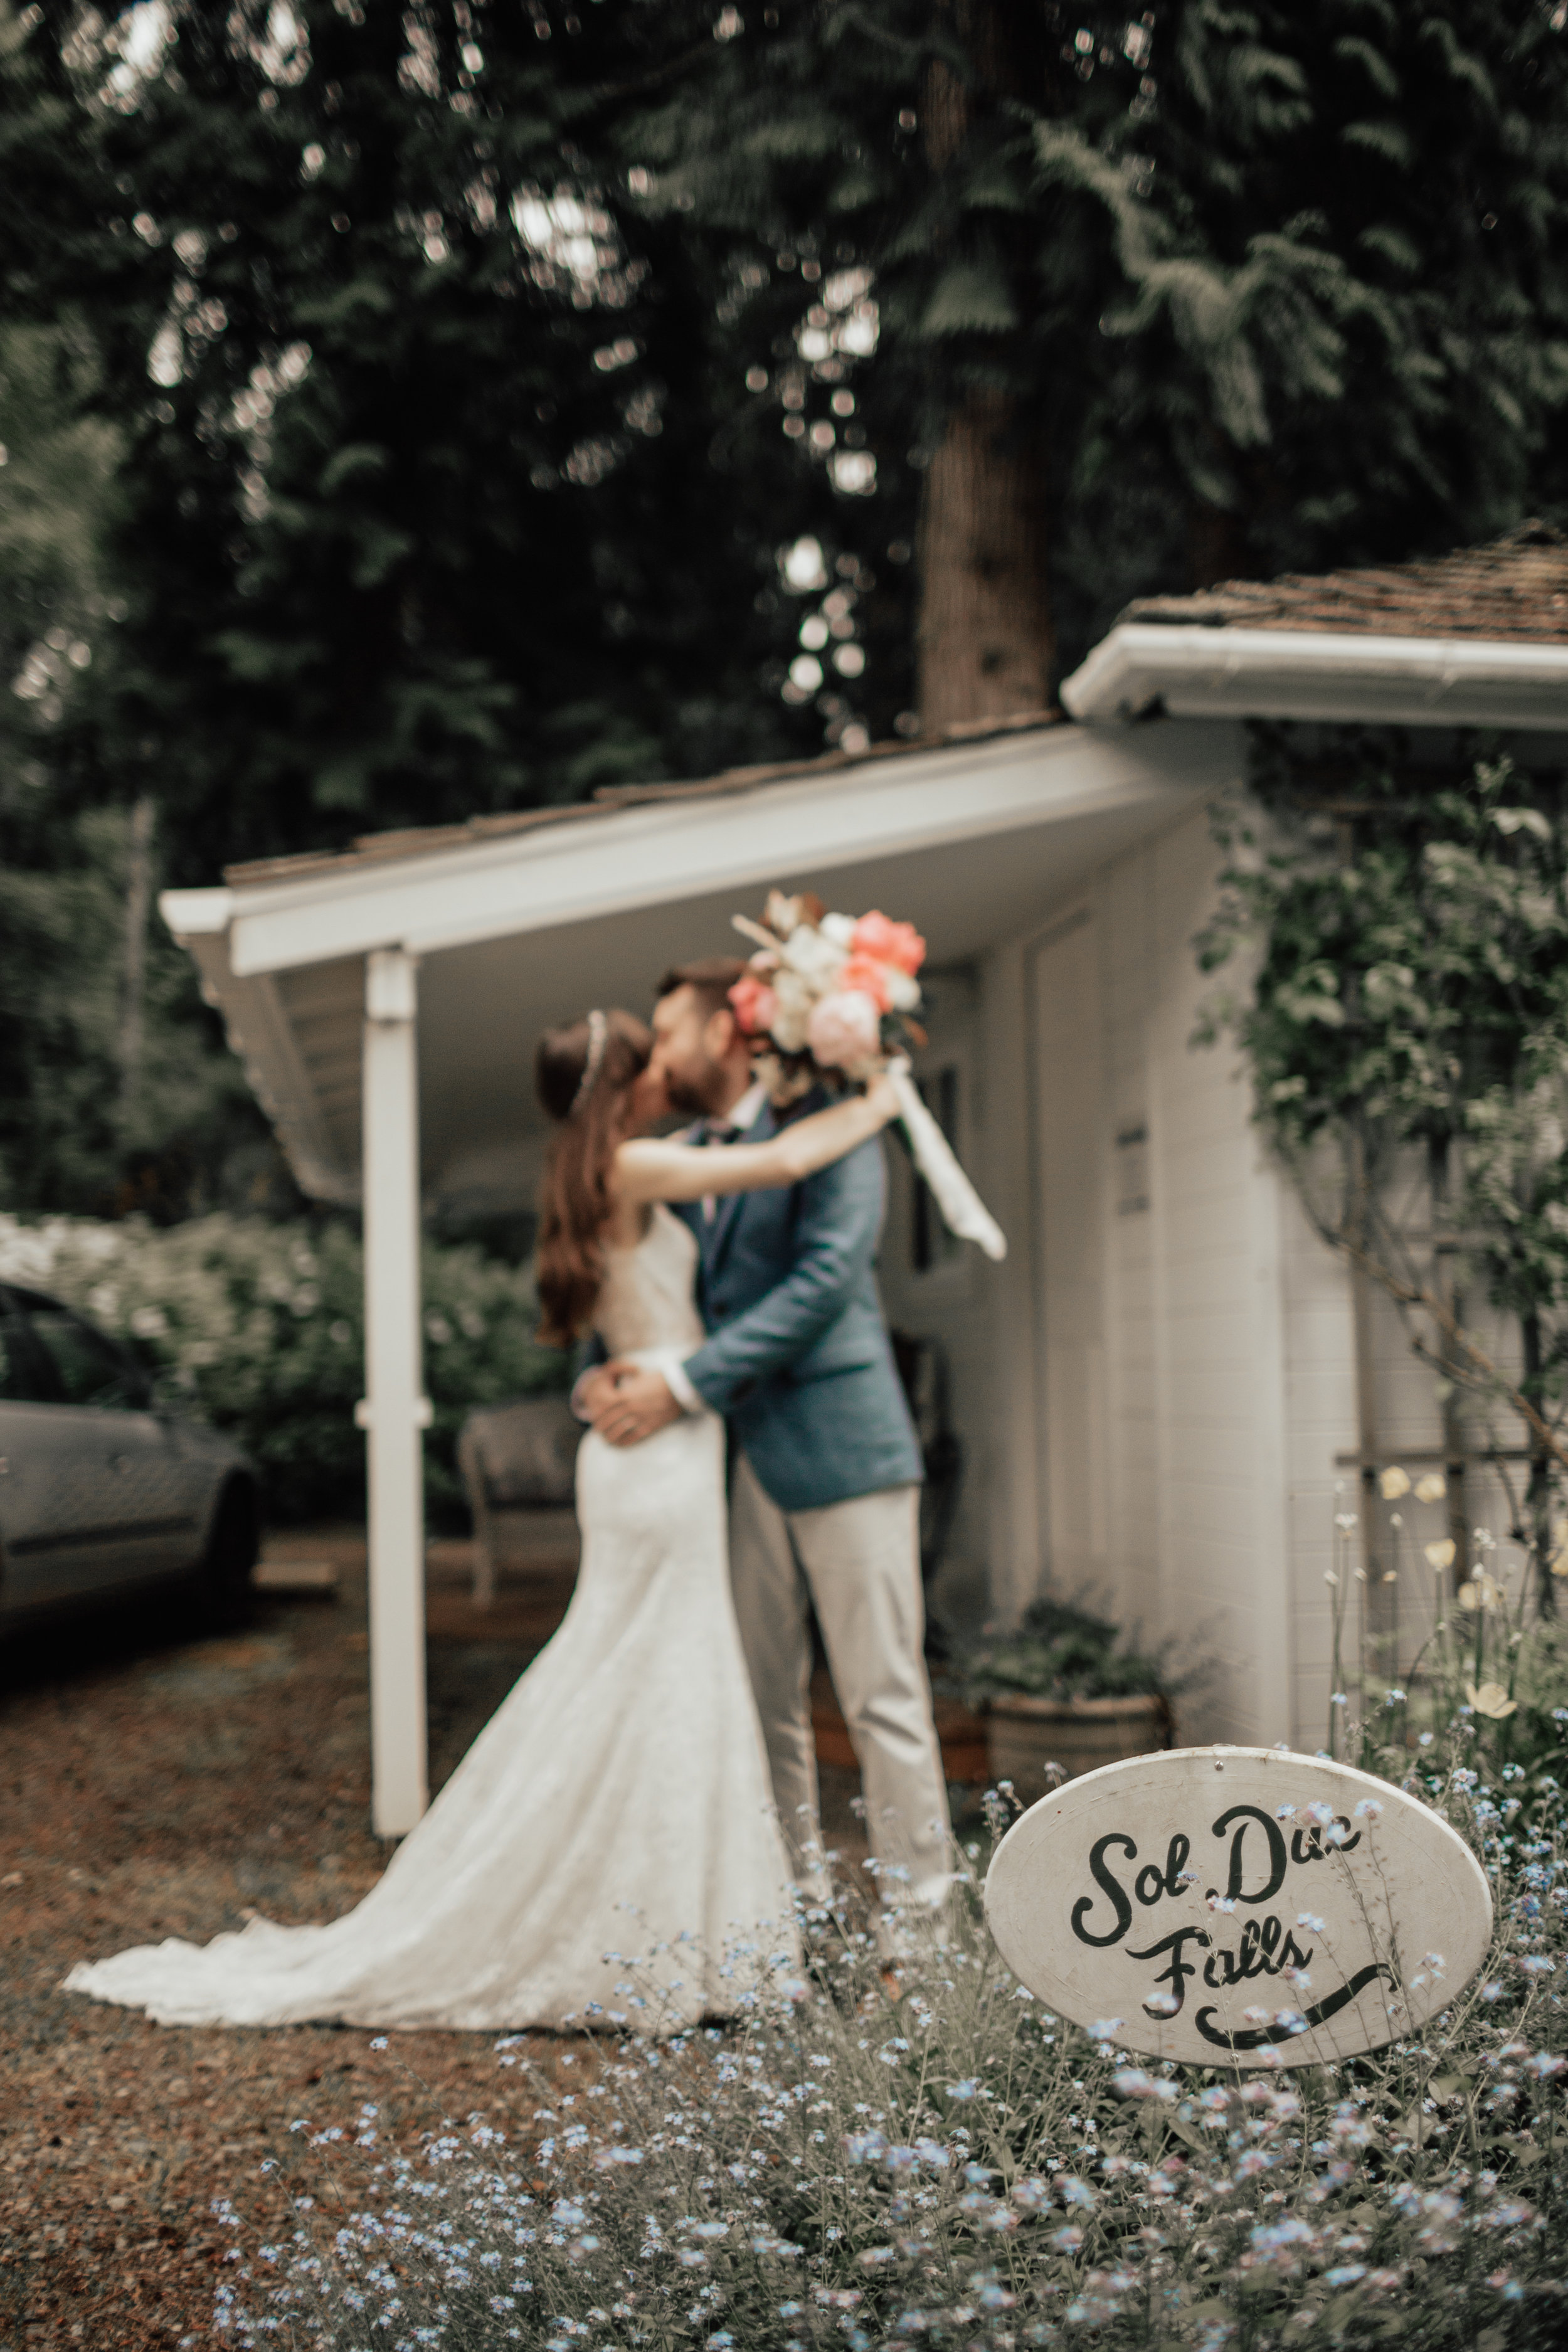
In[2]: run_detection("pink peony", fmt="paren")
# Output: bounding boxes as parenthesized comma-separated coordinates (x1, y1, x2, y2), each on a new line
(850, 909, 926, 976)
(837, 953, 894, 1012)
(807, 989, 882, 1067)
(728, 973, 780, 1036)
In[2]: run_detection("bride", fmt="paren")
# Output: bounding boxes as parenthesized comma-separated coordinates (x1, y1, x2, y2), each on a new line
(65, 1008, 898, 2034)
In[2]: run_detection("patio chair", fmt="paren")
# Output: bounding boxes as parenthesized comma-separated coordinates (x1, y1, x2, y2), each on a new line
(457, 1394, 583, 1607)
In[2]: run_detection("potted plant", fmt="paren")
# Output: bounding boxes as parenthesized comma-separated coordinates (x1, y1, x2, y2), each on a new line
(963, 1595, 1173, 1799)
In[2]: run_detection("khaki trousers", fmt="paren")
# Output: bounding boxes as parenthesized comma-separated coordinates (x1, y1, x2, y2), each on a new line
(728, 1453, 952, 1908)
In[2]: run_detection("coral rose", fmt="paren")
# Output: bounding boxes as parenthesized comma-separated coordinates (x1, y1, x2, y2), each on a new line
(807, 990, 882, 1068)
(850, 910, 926, 976)
(728, 973, 779, 1036)
(837, 954, 894, 1012)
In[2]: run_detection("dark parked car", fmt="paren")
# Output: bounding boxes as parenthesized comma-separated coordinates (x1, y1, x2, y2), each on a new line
(0, 1283, 258, 1631)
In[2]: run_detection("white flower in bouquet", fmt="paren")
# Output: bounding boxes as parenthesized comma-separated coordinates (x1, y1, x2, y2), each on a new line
(769, 967, 815, 1054)
(807, 990, 882, 1069)
(779, 924, 847, 983)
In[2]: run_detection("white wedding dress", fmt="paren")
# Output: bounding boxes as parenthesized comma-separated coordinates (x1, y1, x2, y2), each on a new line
(65, 1207, 800, 2033)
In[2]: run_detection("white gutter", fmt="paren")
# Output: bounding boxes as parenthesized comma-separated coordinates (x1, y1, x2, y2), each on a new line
(1060, 625, 1568, 731)
(159, 885, 235, 938)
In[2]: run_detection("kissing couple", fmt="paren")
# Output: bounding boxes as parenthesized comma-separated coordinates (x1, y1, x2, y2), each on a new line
(66, 955, 954, 2033)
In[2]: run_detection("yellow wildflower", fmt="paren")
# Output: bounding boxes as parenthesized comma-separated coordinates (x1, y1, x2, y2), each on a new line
(1465, 1681, 1518, 1721)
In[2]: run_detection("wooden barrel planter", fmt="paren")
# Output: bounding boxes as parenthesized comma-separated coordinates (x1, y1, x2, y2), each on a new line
(986, 1690, 1173, 1801)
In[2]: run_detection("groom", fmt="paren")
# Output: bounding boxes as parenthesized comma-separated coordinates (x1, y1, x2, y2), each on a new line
(578, 956, 953, 1915)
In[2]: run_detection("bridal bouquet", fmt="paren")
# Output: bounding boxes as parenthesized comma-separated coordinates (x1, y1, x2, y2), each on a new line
(729, 891, 1007, 1261)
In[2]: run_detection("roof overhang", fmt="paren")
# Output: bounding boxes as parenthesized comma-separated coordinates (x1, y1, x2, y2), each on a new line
(1059, 624, 1568, 730)
(161, 717, 1237, 1207)
(169, 718, 1215, 981)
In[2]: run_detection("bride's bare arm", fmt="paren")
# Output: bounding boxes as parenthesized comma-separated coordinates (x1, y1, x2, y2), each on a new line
(612, 1071, 901, 1207)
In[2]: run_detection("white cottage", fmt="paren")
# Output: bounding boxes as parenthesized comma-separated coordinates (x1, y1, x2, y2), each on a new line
(164, 527, 1568, 1833)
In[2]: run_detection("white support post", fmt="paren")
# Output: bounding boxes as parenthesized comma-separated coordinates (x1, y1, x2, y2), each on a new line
(360, 947, 430, 1836)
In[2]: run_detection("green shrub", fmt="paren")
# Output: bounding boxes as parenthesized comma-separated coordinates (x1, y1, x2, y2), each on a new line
(963, 1597, 1169, 1705)
(0, 1212, 566, 1524)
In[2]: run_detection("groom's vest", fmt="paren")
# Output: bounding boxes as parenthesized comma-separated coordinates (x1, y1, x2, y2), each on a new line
(670, 1098, 923, 1514)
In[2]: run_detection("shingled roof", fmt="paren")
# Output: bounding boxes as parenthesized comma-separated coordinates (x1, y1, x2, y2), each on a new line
(1118, 520, 1568, 644)
(220, 707, 1058, 890)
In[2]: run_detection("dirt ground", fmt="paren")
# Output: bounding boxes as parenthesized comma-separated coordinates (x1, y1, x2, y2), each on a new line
(0, 1532, 884, 2350)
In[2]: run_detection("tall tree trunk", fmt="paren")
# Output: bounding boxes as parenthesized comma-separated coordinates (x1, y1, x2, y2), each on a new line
(1188, 495, 1248, 591)
(916, 393, 1052, 733)
(119, 793, 157, 1104)
(915, 3, 1053, 736)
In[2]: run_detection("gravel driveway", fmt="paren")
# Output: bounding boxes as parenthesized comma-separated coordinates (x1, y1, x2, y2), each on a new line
(0, 1534, 590, 2349)
(1, 1534, 877, 2349)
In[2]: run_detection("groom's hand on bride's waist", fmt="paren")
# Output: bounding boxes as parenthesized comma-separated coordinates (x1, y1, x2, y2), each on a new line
(574, 1365, 620, 1422)
(588, 1361, 684, 1447)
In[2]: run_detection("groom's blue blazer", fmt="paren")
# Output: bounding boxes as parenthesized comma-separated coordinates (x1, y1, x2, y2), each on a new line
(668, 1094, 923, 1514)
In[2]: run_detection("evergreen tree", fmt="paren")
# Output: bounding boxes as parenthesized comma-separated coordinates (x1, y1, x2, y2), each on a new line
(14, 0, 854, 879)
(1100, 1, 1568, 588)
(8, 1, 1568, 863)
(644, 1, 1568, 708)
(0, 313, 277, 1216)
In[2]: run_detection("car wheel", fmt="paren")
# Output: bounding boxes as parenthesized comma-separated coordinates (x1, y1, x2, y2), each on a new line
(198, 1478, 260, 1629)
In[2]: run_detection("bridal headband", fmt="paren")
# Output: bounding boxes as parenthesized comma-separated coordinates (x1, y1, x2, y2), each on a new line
(572, 1009, 608, 1113)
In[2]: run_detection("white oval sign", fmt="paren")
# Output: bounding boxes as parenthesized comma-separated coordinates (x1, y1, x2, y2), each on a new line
(983, 1746, 1493, 2065)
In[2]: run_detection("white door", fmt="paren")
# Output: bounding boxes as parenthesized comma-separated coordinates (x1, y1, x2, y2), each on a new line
(1030, 916, 1109, 1592)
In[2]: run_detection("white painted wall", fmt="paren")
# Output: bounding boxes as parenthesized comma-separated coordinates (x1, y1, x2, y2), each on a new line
(927, 788, 1548, 1754)
(891, 934, 1511, 1743)
(952, 800, 1305, 1745)
(1030, 914, 1111, 1605)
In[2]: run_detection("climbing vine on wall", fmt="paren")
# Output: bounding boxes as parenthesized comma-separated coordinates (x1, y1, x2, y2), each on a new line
(1197, 735, 1568, 1611)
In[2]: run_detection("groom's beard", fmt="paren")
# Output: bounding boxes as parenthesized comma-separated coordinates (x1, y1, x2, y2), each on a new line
(664, 1066, 728, 1118)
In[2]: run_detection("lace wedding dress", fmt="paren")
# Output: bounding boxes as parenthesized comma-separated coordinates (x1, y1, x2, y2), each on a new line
(65, 1207, 800, 2033)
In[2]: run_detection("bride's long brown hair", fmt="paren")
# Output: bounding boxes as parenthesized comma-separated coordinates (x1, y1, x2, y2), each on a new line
(534, 1007, 653, 1344)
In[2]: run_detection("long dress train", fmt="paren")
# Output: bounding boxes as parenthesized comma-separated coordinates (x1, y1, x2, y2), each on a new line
(63, 1207, 799, 2031)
